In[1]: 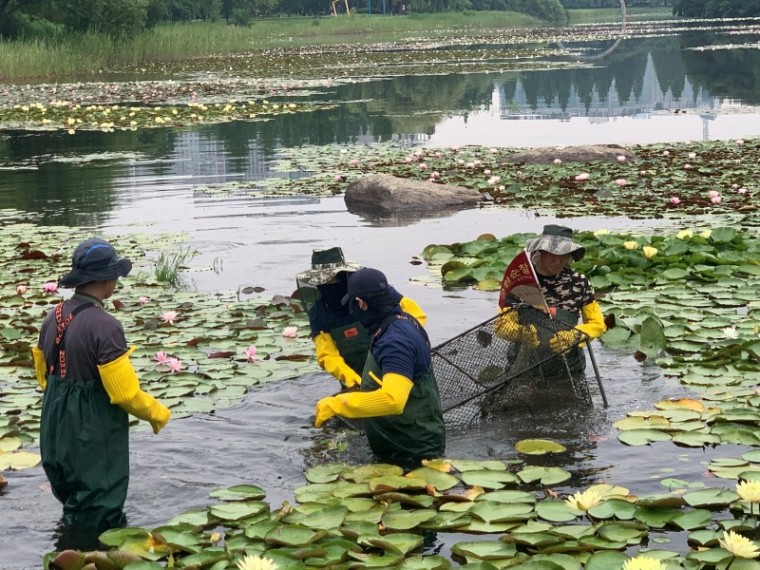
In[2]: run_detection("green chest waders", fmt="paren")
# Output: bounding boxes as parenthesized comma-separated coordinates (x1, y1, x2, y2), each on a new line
(40, 302, 130, 530)
(359, 316, 446, 468)
(330, 320, 371, 377)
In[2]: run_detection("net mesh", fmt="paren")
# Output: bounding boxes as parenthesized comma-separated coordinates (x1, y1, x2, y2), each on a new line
(431, 307, 594, 429)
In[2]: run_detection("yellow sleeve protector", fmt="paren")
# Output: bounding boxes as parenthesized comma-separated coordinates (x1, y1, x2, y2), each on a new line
(550, 301, 607, 353)
(400, 296, 427, 327)
(99, 346, 171, 434)
(313, 332, 362, 389)
(32, 346, 48, 390)
(314, 372, 413, 427)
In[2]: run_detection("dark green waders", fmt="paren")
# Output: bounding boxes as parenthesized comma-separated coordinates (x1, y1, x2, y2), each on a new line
(330, 321, 371, 377)
(40, 303, 130, 531)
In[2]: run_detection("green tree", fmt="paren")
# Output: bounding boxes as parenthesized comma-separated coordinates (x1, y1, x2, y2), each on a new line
(63, 0, 150, 38)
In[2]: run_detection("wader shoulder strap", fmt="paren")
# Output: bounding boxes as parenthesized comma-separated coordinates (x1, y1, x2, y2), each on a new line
(371, 311, 430, 350)
(51, 301, 96, 378)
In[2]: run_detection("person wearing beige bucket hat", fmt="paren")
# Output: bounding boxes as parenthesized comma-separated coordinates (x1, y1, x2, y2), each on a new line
(296, 247, 426, 390)
(498, 225, 606, 385)
(32, 237, 171, 542)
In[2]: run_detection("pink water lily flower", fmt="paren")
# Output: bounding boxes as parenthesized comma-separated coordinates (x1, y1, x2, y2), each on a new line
(42, 282, 58, 294)
(161, 310, 178, 324)
(155, 351, 170, 364)
(282, 326, 298, 338)
(574, 172, 590, 181)
(487, 176, 501, 185)
(245, 345, 262, 362)
(348, 159, 359, 166)
(616, 155, 626, 162)
(553, 158, 562, 164)
(418, 163, 427, 170)
(684, 164, 693, 170)
(167, 358, 182, 373)
(614, 178, 627, 186)
(711, 195, 722, 204)
(662, 150, 670, 156)
(708, 190, 720, 198)
(738, 187, 748, 195)
(138, 296, 150, 304)
(16, 285, 28, 295)
(669, 196, 681, 206)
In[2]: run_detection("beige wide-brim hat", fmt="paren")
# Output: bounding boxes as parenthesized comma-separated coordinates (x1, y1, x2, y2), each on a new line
(525, 225, 586, 261)
(296, 246, 363, 286)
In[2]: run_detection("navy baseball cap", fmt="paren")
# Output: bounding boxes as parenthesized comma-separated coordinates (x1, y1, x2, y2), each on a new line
(341, 267, 389, 305)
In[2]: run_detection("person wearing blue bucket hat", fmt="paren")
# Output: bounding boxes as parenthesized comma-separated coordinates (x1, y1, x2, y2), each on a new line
(314, 267, 445, 468)
(32, 237, 171, 541)
(296, 247, 426, 390)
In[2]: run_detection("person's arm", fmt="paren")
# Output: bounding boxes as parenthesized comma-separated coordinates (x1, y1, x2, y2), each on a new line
(400, 296, 427, 327)
(313, 331, 362, 388)
(576, 301, 606, 340)
(314, 372, 412, 427)
(32, 346, 47, 390)
(493, 308, 539, 346)
(99, 346, 171, 433)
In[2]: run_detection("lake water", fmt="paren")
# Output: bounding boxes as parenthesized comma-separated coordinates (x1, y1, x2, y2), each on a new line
(1, 22, 759, 569)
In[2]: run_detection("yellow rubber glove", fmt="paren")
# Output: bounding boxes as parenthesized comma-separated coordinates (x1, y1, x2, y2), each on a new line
(99, 347, 171, 434)
(493, 309, 539, 347)
(549, 329, 587, 353)
(314, 372, 412, 427)
(576, 301, 607, 340)
(400, 296, 427, 327)
(32, 346, 47, 390)
(314, 332, 362, 388)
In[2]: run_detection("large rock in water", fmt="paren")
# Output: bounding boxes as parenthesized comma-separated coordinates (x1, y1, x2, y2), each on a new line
(502, 144, 638, 165)
(345, 174, 485, 215)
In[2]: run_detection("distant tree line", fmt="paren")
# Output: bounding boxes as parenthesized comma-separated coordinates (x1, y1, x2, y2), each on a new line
(672, 0, 760, 17)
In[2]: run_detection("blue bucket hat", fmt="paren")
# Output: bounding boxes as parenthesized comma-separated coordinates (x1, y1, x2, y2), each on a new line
(59, 237, 132, 288)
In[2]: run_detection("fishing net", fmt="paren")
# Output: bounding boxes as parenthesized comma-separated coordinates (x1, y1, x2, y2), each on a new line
(431, 306, 595, 429)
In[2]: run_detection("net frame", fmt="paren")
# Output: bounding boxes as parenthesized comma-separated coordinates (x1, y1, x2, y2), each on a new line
(431, 306, 594, 429)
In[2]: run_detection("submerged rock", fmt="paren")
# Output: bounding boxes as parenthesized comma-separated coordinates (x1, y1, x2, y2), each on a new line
(345, 173, 485, 215)
(502, 144, 639, 165)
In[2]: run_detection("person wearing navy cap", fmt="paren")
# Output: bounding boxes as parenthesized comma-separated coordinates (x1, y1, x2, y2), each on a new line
(32, 237, 171, 542)
(314, 267, 445, 468)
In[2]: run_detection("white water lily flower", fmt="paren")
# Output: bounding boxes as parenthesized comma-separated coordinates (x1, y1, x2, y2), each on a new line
(700, 229, 712, 239)
(676, 229, 693, 239)
(594, 229, 611, 236)
(237, 555, 279, 570)
(723, 326, 739, 340)
(719, 530, 760, 559)
(737, 480, 760, 503)
(565, 487, 603, 512)
(642, 246, 658, 259)
(622, 556, 665, 570)
(623, 241, 638, 250)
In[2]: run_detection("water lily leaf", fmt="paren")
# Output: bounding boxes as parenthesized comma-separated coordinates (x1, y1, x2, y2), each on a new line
(344, 463, 403, 482)
(596, 521, 648, 544)
(451, 459, 507, 472)
(587, 498, 636, 521)
(209, 501, 268, 521)
(0, 450, 40, 470)
(99, 527, 151, 548)
(469, 501, 534, 523)
(671, 508, 713, 531)
(514, 439, 567, 455)
(617, 429, 672, 446)
(373, 492, 435, 509)
(584, 550, 629, 570)
(418, 512, 472, 530)
(151, 529, 202, 553)
(382, 509, 438, 530)
(461, 469, 518, 489)
(209, 484, 266, 501)
(347, 551, 405, 567)
(450, 540, 518, 560)
(477, 490, 536, 505)
(406, 467, 460, 491)
(305, 463, 349, 484)
(265, 524, 325, 547)
(171, 548, 227, 568)
(361, 532, 424, 554)
(614, 415, 670, 431)
(535, 500, 578, 523)
(517, 467, 571, 486)
(369, 475, 427, 493)
(397, 554, 452, 569)
(682, 487, 738, 507)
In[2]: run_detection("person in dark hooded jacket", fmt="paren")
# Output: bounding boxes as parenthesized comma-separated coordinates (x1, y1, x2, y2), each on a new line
(314, 267, 444, 468)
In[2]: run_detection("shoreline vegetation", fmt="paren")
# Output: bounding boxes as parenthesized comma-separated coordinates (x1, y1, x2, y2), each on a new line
(0, 7, 670, 82)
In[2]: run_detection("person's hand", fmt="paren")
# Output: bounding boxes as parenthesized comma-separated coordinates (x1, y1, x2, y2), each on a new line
(521, 324, 540, 348)
(150, 404, 171, 434)
(549, 330, 581, 353)
(315, 396, 338, 427)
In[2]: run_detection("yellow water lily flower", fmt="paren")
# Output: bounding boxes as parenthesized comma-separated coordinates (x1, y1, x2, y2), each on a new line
(67, 117, 76, 126)
(594, 229, 611, 236)
(700, 229, 712, 239)
(719, 530, 760, 558)
(642, 246, 658, 259)
(676, 229, 693, 239)
(623, 241, 638, 250)
(565, 487, 603, 512)
(737, 480, 760, 503)
(236, 555, 279, 570)
(622, 556, 665, 570)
